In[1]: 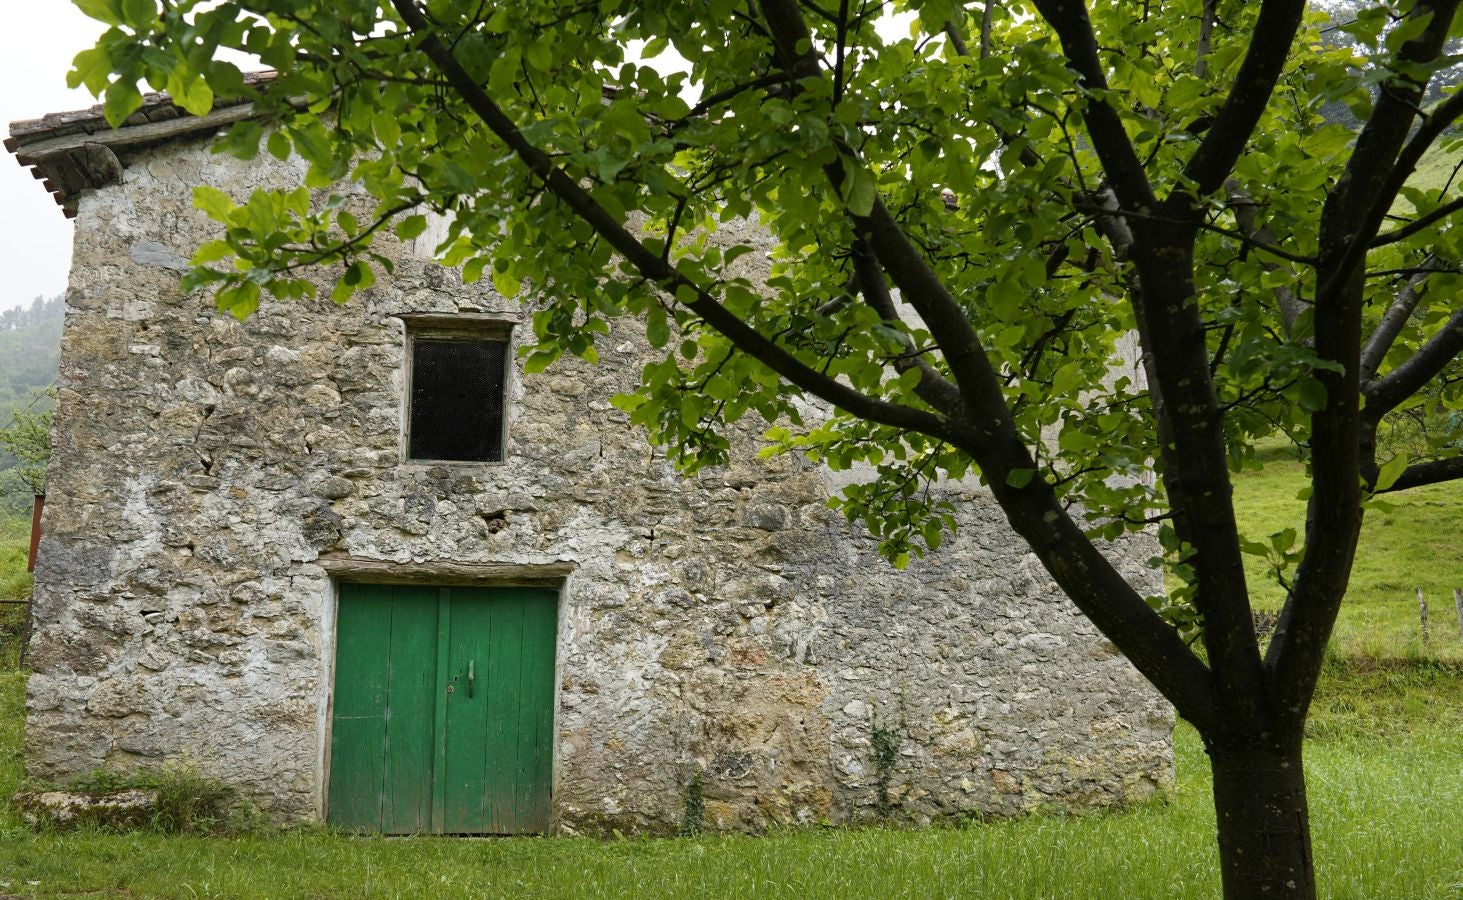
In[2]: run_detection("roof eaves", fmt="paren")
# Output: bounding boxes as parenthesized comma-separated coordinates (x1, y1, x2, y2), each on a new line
(5, 71, 276, 218)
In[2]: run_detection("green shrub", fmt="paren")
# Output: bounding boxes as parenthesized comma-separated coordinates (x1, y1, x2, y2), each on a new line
(150, 766, 252, 835)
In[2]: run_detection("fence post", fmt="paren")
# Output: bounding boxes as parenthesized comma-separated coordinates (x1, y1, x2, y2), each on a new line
(27, 493, 44, 573)
(1417, 587, 1430, 649)
(1454, 588, 1463, 643)
(17, 599, 33, 670)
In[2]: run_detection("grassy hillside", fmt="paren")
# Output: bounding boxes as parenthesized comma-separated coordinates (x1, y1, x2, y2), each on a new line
(1389, 137, 1460, 215)
(1232, 442, 1463, 660)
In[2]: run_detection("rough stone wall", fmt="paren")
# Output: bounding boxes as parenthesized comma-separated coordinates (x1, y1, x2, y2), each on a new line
(27, 133, 1173, 832)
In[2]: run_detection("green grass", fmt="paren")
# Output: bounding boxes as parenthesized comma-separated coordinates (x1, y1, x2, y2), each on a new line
(0, 514, 32, 671)
(1231, 442, 1463, 660)
(0, 514, 31, 598)
(1391, 138, 1462, 216)
(0, 666, 1460, 899)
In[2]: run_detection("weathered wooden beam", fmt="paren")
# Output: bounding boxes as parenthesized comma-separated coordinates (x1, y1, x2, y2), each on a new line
(12, 102, 257, 164)
(314, 553, 576, 588)
(77, 143, 124, 184)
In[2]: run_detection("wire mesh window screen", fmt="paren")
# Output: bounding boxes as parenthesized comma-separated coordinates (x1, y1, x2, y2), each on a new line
(408, 337, 508, 462)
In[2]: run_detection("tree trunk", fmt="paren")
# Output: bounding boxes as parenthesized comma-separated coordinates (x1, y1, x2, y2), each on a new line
(1208, 739, 1316, 899)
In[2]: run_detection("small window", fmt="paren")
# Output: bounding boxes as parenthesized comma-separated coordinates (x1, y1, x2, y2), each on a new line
(406, 333, 509, 463)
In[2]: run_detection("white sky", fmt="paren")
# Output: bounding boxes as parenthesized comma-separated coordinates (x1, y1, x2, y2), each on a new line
(0, 3, 102, 312)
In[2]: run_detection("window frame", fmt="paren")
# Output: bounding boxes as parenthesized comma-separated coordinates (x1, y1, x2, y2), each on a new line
(399, 314, 516, 467)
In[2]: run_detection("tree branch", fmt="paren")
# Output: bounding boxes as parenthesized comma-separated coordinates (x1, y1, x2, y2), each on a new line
(757, 0, 1219, 732)
(1270, 0, 1462, 722)
(849, 240, 967, 417)
(1227, 180, 1307, 335)
(1176, 1, 1307, 199)
(943, 17, 1042, 169)
(1194, 0, 1217, 81)
(1317, 1, 1462, 302)
(1371, 195, 1463, 249)
(1033, 3, 1272, 719)
(1377, 455, 1463, 493)
(1359, 255, 1441, 382)
(1030, 0, 1156, 211)
(1363, 306, 1463, 419)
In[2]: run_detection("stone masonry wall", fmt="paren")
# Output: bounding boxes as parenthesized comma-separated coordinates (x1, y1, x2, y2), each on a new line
(26, 133, 1173, 832)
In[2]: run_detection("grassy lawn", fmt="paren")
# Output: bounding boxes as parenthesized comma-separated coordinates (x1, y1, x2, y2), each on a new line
(0, 514, 32, 671)
(1390, 138, 1461, 216)
(0, 664, 1460, 897)
(1233, 442, 1463, 660)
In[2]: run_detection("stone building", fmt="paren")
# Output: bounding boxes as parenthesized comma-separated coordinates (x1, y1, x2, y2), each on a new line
(6, 90, 1172, 834)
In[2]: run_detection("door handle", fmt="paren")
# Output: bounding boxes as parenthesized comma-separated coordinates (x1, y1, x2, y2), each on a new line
(467, 659, 475, 699)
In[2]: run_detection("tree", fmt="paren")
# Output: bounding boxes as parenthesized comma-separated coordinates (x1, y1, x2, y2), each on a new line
(72, 1, 1463, 896)
(0, 393, 52, 501)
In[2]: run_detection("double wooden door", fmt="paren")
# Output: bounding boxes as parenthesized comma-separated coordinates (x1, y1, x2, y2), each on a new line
(326, 583, 558, 834)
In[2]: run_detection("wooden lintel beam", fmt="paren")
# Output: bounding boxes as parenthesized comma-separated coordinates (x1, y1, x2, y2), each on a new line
(314, 553, 577, 588)
(13, 102, 257, 164)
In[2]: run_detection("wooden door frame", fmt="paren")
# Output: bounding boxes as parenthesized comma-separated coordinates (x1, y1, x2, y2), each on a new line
(313, 557, 575, 832)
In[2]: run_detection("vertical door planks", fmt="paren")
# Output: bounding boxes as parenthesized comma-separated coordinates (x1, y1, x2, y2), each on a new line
(382, 585, 438, 833)
(325, 583, 394, 832)
(328, 583, 557, 834)
(442, 593, 493, 833)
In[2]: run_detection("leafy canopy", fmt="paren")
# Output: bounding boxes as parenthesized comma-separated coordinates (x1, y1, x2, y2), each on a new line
(70, 0, 1462, 608)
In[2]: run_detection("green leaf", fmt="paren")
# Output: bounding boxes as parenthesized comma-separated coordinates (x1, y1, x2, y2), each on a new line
(523, 351, 557, 374)
(1270, 528, 1297, 554)
(646, 305, 669, 348)
(192, 185, 237, 220)
(217, 281, 261, 320)
(120, 0, 155, 30)
(1167, 75, 1206, 109)
(395, 214, 429, 241)
(922, 519, 943, 552)
(179, 268, 227, 294)
(74, 0, 122, 25)
(1239, 537, 1271, 557)
(1374, 454, 1409, 492)
(525, 41, 552, 71)
(103, 80, 143, 128)
(68, 47, 114, 93)
(495, 270, 525, 298)
(173, 75, 214, 117)
(1295, 378, 1327, 413)
(463, 255, 487, 284)
(189, 240, 235, 265)
(1005, 468, 1035, 489)
(266, 130, 292, 161)
(845, 165, 876, 217)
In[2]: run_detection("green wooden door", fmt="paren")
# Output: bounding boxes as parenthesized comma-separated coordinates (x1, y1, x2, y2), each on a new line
(327, 583, 558, 834)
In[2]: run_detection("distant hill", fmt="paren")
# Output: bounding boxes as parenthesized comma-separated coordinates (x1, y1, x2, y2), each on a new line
(0, 296, 62, 413)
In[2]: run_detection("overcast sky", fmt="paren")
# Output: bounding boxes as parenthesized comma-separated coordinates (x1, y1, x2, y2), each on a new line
(1, 3, 101, 312)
